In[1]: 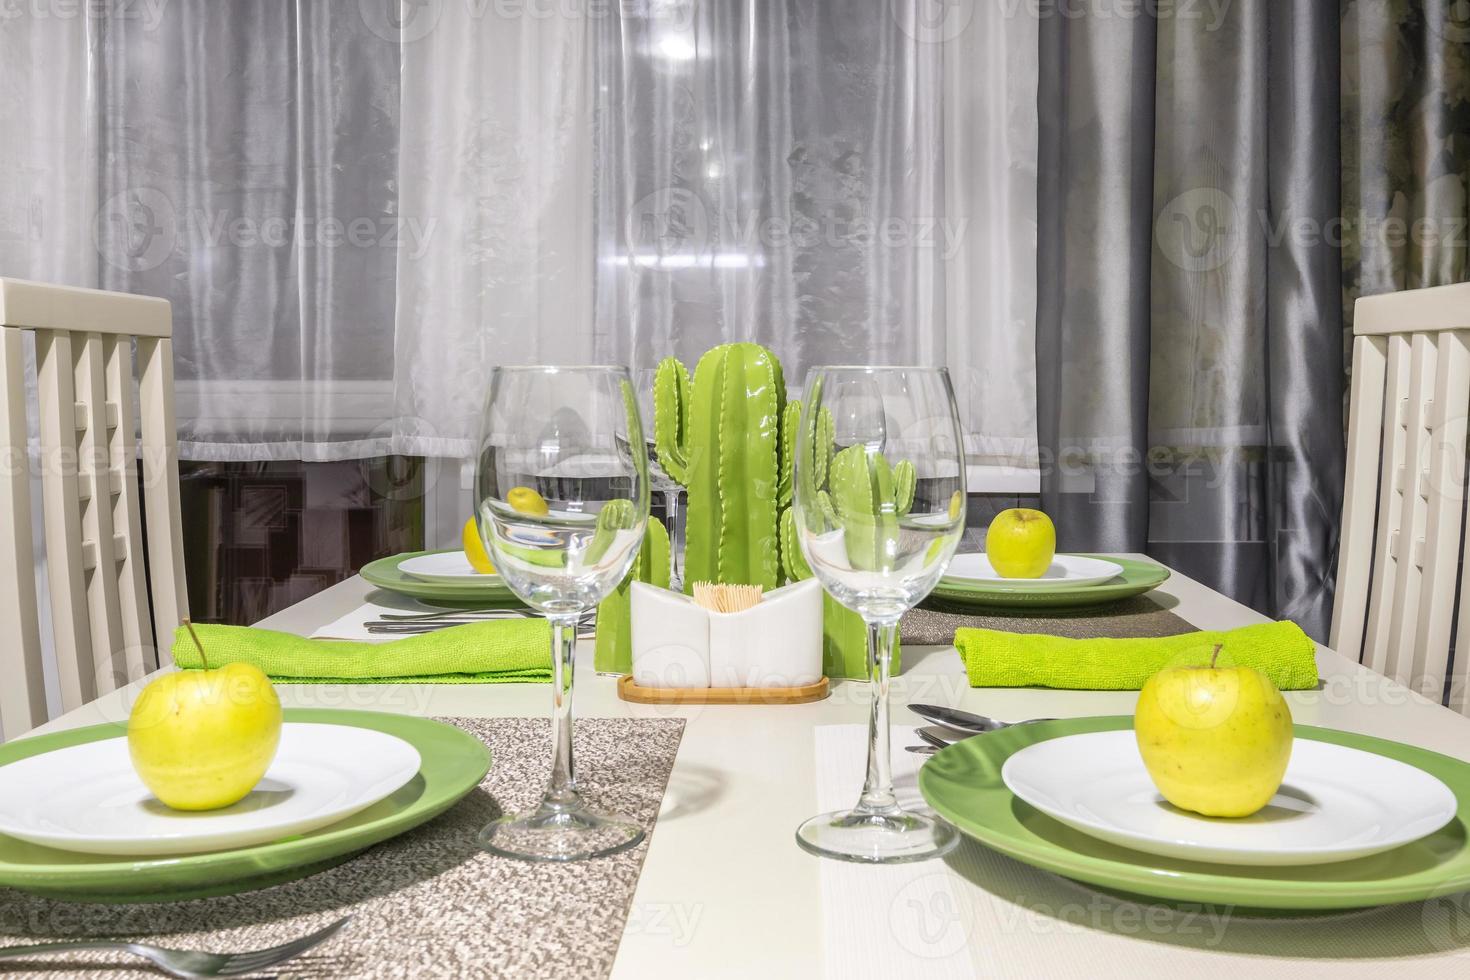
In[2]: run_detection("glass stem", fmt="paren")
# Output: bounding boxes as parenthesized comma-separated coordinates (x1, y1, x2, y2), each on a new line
(663, 489, 683, 588)
(545, 614, 580, 809)
(857, 620, 900, 814)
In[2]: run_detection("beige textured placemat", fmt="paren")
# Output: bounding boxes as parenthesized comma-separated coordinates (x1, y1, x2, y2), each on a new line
(0, 716, 685, 979)
(900, 596, 1196, 646)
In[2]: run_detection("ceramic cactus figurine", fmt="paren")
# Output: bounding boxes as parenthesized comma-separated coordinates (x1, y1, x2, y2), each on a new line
(594, 516, 671, 674)
(653, 343, 787, 592)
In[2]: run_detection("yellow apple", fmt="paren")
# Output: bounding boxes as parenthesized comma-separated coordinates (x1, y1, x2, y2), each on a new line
(985, 508, 1056, 578)
(1134, 645, 1294, 818)
(462, 516, 496, 574)
(128, 663, 283, 811)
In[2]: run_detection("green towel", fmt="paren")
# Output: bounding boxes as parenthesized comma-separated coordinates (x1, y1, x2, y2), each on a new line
(172, 621, 552, 684)
(953, 620, 1319, 691)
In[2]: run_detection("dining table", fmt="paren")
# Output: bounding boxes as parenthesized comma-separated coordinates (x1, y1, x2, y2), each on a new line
(23, 554, 1470, 979)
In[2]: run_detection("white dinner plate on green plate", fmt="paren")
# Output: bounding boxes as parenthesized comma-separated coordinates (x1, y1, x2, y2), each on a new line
(361, 550, 522, 603)
(945, 553, 1125, 590)
(0, 723, 422, 856)
(1001, 730, 1458, 866)
(398, 550, 500, 583)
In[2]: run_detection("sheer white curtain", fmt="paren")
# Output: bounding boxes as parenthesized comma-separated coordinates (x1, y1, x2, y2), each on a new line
(392, 2, 595, 461)
(3, 1, 1038, 471)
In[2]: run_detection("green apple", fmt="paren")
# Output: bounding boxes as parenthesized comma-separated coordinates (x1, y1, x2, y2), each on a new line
(128, 663, 283, 811)
(1134, 645, 1294, 818)
(985, 508, 1056, 578)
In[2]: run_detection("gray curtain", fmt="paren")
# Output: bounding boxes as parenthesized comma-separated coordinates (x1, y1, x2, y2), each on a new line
(1037, 3, 1345, 640)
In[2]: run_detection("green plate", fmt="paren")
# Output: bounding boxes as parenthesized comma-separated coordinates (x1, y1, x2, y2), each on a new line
(0, 709, 490, 903)
(919, 716, 1470, 911)
(930, 555, 1170, 609)
(361, 550, 523, 605)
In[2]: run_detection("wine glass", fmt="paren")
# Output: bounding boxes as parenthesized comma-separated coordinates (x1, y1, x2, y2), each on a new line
(474, 366, 650, 861)
(636, 367, 684, 590)
(792, 366, 967, 863)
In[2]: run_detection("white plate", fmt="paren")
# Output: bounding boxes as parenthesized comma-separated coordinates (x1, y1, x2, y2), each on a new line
(0, 723, 422, 856)
(398, 551, 502, 583)
(945, 553, 1125, 589)
(1001, 730, 1458, 866)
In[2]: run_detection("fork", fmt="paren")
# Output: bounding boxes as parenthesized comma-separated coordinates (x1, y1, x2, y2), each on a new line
(0, 915, 350, 978)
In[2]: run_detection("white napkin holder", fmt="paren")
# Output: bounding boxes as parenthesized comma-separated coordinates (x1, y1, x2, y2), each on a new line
(630, 578, 823, 689)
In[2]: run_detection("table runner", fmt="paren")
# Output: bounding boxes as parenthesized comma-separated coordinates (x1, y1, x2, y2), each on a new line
(900, 596, 1195, 647)
(0, 716, 685, 979)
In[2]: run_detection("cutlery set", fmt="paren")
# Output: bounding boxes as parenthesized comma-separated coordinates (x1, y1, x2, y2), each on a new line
(902, 704, 1054, 754)
(361, 608, 596, 636)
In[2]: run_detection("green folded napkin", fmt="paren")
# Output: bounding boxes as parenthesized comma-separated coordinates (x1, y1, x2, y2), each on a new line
(953, 620, 1319, 691)
(172, 621, 552, 684)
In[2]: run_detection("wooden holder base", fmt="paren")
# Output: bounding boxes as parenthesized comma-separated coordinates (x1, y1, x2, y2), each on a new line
(616, 674, 830, 705)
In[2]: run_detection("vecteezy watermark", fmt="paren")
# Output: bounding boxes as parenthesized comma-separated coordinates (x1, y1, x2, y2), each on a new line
(992, 894, 1234, 943)
(624, 902, 704, 948)
(0, 0, 169, 30)
(894, 0, 976, 44)
(1155, 187, 1242, 273)
(888, 873, 1235, 959)
(620, 186, 969, 271)
(895, 0, 1233, 43)
(889, 873, 978, 959)
(357, 0, 694, 45)
(1422, 885, 1470, 957)
(1155, 187, 1470, 273)
(93, 187, 438, 272)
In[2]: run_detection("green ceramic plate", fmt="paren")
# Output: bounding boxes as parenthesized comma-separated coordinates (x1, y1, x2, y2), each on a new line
(361, 550, 523, 604)
(930, 555, 1170, 609)
(919, 716, 1470, 911)
(0, 709, 490, 903)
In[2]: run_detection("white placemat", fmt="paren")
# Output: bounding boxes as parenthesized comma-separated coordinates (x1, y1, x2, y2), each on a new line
(814, 725, 979, 980)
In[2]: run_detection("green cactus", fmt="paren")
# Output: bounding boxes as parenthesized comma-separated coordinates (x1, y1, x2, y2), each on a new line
(653, 358, 692, 485)
(585, 499, 634, 565)
(652, 343, 787, 592)
(594, 516, 671, 674)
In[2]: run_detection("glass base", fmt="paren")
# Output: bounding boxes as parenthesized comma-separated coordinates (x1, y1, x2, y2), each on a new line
(795, 805, 959, 864)
(478, 802, 645, 863)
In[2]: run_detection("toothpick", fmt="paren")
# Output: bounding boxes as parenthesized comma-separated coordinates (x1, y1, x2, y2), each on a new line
(182, 618, 210, 670)
(691, 582, 763, 614)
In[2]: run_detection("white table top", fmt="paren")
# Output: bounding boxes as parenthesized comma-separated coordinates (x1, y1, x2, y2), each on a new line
(30, 556, 1470, 979)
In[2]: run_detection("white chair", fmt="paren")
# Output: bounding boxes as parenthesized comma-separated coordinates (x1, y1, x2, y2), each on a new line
(1331, 281, 1470, 711)
(0, 278, 188, 739)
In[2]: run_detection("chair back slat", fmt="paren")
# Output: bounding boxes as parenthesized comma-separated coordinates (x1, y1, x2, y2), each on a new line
(0, 329, 48, 739)
(107, 335, 158, 679)
(1361, 333, 1412, 678)
(0, 278, 184, 737)
(1337, 283, 1470, 712)
(138, 335, 188, 662)
(1410, 330, 1470, 699)
(1382, 332, 1437, 686)
(35, 329, 99, 712)
(75, 332, 131, 696)
(1329, 334, 1388, 663)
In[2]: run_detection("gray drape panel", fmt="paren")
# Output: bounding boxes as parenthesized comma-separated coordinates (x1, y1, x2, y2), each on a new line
(1037, 3, 1344, 640)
